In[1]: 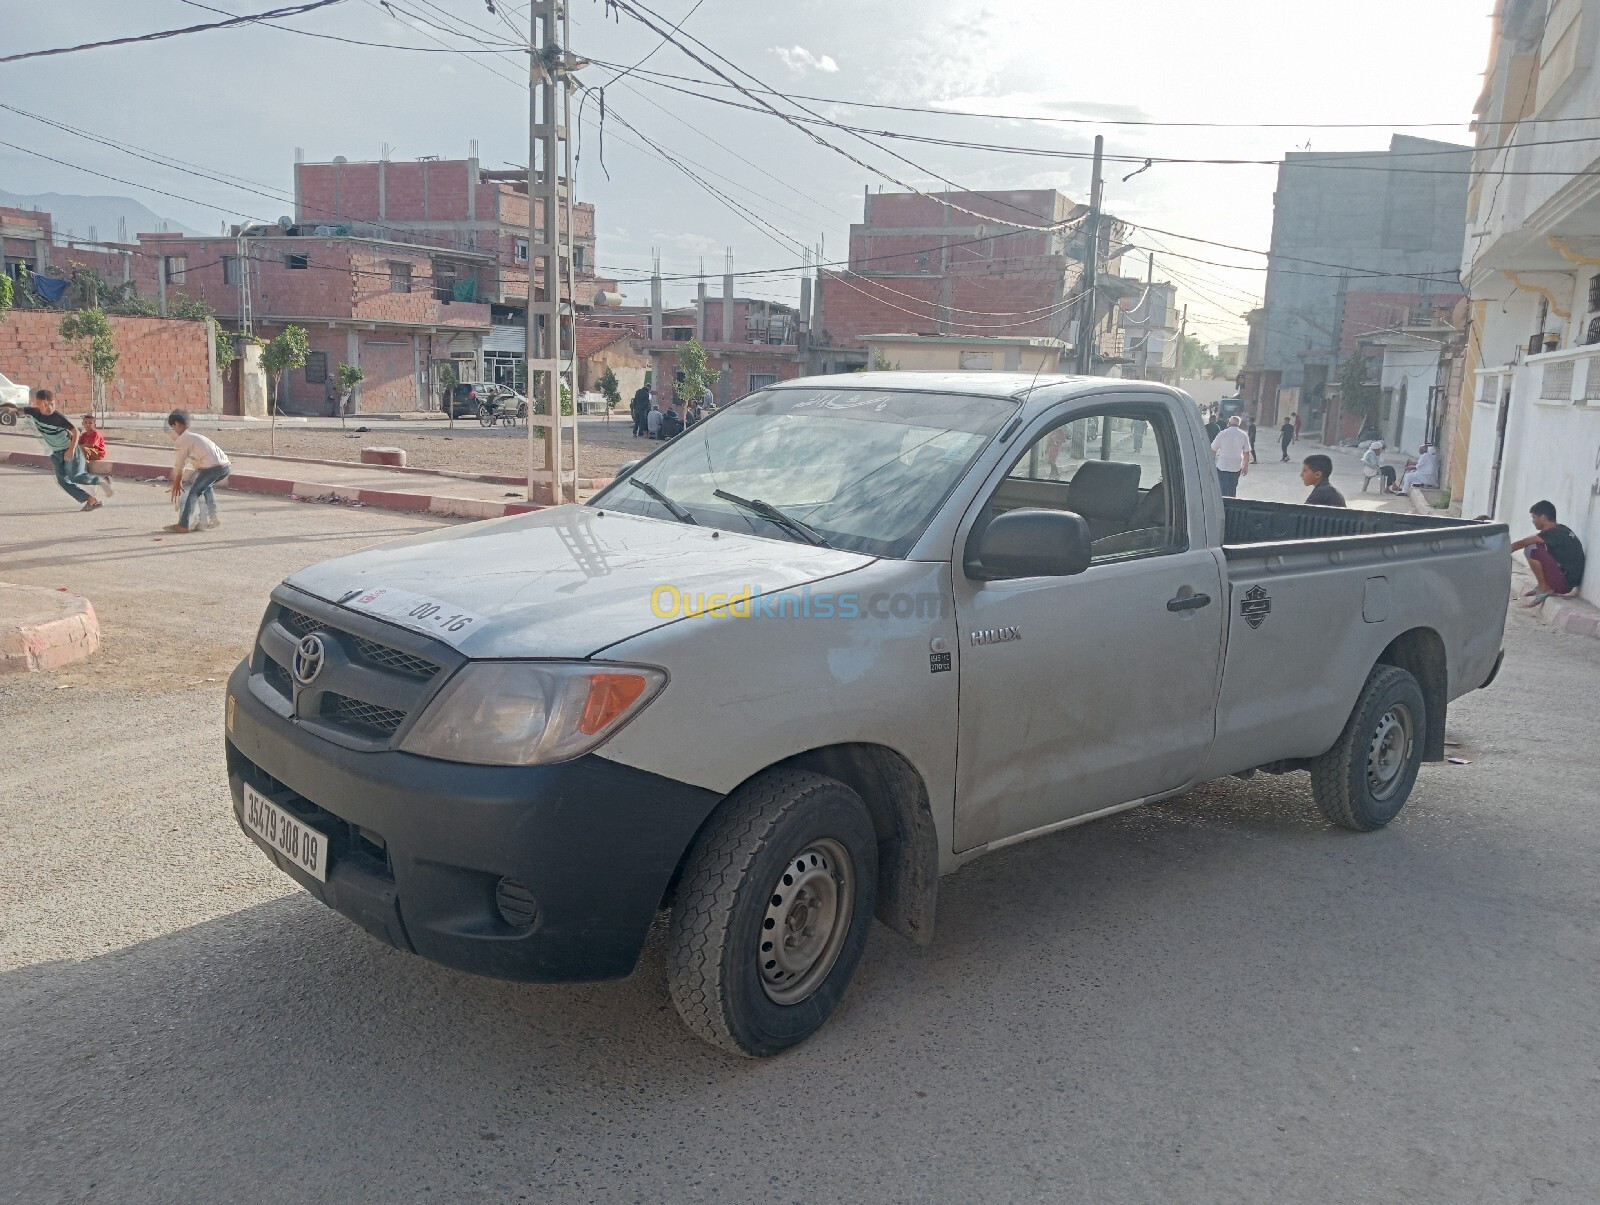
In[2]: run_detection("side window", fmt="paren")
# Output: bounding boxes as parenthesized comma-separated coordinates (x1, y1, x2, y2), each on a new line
(987, 407, 1186, 563)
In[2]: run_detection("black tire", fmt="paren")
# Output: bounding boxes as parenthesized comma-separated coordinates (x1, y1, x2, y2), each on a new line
(1310, 664, 1426, 831)
(477, 403, 495, 427)
(667, 769, 878, 1057)
(0, 408, 15, 427)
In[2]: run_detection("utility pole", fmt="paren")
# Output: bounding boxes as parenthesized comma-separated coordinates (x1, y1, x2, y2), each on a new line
(1141, 251, 1154, 381)
(1178, 304, 1188, 379)
(525, 0, 580, 504)
(1074, 134, 1105, 376)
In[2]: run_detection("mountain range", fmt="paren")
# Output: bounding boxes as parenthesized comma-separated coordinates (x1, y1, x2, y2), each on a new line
(0, 189, 199, 242)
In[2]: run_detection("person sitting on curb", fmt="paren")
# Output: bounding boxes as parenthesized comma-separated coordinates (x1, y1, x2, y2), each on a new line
(165, 409, 232, 534)
(23, 389, 111, 511)
(1510, 499, 1585, 607)
(1302, 453, 1347, 507)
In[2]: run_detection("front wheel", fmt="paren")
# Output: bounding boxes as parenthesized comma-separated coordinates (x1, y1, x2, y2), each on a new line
(477, 403, 495, 427)
(0, 407, 15, 427)
(667, 769, 878, 1057)
(1309, 664, 1426, 831)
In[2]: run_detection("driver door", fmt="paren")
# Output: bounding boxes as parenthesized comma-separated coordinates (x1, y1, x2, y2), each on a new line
(953, 400, 1225, 850)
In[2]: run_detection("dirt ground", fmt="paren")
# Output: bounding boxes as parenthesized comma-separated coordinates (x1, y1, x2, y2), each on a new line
(100, 416, 652, 479)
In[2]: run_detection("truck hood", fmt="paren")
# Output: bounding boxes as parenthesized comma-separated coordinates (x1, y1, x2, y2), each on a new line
(284, 504, 877, 659)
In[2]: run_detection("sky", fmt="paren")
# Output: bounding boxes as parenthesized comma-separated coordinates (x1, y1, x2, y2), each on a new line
(0, 0, 1495, 344)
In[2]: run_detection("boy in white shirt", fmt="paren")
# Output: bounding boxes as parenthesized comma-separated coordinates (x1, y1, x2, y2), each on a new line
(165, 409, 231, 534)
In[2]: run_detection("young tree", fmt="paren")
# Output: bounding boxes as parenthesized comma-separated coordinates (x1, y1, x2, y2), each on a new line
(261, 325, 310, 452)
(674, 337, 716, 407)
(58, 309, 119, 418)
(0, 274, 12, 323)
(598, 366, 621, 410)
(1339, 355, 1376, 422)
(335, 363, 364, 429)
(870, 349, 900, 371)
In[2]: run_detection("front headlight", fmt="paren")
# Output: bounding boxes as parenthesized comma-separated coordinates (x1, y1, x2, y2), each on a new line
(399, 661, 666, 766)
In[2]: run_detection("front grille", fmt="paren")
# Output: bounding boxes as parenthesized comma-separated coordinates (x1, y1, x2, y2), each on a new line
(282, 608, 320, 638)
(327, 694, 408, 736)
(352, 637, 437, 679)
(264, 656, 293, 699)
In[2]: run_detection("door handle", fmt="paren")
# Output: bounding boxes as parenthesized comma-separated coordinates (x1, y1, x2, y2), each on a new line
(1166, 592, 1212, 612)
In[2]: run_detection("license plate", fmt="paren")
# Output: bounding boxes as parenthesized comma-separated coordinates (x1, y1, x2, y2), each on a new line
(243, 784, 329, 882)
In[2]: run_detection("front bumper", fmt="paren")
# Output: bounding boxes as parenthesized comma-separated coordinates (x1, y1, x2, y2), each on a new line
(225, 659, 722, 983)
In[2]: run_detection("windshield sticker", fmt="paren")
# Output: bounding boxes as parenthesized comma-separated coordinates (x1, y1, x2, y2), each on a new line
(1241, 585, 1272, 630)
(339, 587, 482, 645)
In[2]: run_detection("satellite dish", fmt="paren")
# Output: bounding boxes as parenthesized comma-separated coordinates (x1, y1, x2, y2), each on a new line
(277, 216, 294, 232)
(332, 155, 348, 165)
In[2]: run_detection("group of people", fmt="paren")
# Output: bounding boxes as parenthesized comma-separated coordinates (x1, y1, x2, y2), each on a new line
(24, 388, 232, 533)
(1359, 440, 1439, 497)
(629, 373, 716, 441)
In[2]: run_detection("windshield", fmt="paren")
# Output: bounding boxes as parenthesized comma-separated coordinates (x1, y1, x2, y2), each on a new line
(591, 386, 1018, 557)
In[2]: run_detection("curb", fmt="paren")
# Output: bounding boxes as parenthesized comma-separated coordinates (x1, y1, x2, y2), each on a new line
(3, 451, 545, 521)
(1511, 562, 1600, 640)
(73, 440, 615, 492)
(0, 583, 99, 674)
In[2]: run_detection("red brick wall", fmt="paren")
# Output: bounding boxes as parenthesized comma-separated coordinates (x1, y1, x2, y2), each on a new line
(819, 269, 1066, 348)
(0, 311, 212, 413)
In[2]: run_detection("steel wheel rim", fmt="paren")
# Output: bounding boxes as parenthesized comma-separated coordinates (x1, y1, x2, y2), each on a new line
(1366, 703, 1415, 801)
(758, 838, 854, 1006)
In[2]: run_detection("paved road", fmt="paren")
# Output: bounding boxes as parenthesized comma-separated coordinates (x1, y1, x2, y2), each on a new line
(3, 466, 1598, 1204)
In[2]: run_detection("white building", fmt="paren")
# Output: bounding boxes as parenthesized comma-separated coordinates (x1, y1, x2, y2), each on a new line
(1458, 0, 1600, 592)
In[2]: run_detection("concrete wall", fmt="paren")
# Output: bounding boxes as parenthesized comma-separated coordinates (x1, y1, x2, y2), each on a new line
(1259, 136, 1471, 395)
(1462, 346, 1600, 599)
(864, 341, 1060, 374)
(1377, 346, 1442, 452)
(0, 311, 215, 414)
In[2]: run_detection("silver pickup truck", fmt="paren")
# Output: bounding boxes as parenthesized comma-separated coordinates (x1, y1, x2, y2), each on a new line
(224, 373, 1510, 1056)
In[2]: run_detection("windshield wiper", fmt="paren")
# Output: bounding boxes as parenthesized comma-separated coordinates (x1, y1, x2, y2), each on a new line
(713, 489, 833, 548)
(627, 476, 698, 525)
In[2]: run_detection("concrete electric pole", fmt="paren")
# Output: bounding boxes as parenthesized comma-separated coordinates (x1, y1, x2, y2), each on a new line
(525, 0, 581, 504)
(1074, 135, 1105, 377)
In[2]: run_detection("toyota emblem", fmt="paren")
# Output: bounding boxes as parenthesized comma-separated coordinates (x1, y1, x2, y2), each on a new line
(292, 633, 326, 686)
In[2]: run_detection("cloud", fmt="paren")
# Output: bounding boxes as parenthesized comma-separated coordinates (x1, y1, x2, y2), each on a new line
(770, 46, 839, 75)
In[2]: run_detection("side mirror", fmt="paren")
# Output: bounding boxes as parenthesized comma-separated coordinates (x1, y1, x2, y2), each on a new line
(973, 508, 1093, 579)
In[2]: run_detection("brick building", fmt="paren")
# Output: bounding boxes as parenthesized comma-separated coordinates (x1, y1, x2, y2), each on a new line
(116, 228, 492, 413)
(640, 293, 805, 405)
(809, 188, 1135, 374)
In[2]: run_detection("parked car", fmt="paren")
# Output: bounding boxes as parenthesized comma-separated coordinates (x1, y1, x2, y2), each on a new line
(0, 370, 29, 425)
(447, 381, 526, 421)
(225, 373, 1510, 1056)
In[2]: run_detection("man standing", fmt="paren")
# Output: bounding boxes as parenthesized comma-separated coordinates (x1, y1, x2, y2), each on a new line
(24, 389, 110, 511)
(1247, 418, 1258, 464)
(1510, 500, 1585, 605)
(1211, 414, 1253, 498)
(1279, 416, 1295, 461)
(165, 409, 231, 534)
(1205, 412, 1222, 442)
(629, 384, 651, 437)
(1301, 454, 1347, 507)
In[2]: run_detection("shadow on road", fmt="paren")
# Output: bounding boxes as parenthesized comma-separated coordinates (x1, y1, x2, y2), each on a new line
(8, 767, 1591, 1204)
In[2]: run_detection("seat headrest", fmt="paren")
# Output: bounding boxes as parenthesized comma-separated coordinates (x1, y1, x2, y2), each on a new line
(1065, 460, 1141, 520)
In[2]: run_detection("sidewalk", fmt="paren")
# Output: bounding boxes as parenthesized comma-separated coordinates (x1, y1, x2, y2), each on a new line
(0, 430, 555, 520)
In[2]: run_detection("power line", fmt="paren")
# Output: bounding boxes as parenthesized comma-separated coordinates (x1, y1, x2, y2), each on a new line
(173, 0, 521, 50)
(0, 0, 353, 64)
(584, 61, 1527, 131)
(605, 0, 1085, 232)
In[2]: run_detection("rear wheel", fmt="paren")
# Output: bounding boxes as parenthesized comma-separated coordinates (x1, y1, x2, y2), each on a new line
(1310, 664, 1426, 831)
(667, 769, 877, 1057)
